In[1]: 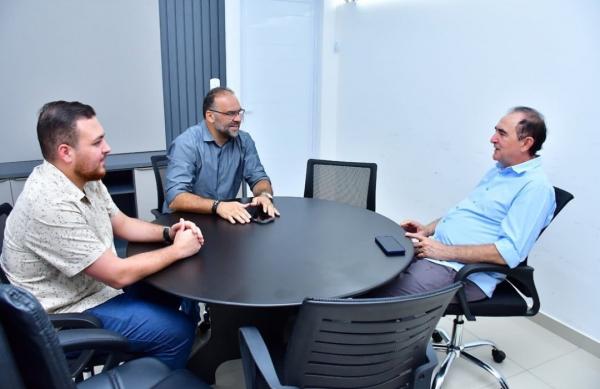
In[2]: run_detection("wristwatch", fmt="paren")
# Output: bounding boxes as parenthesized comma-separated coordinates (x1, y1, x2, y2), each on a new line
(211, 200, 221, 215)
(162, 226, 173, 244)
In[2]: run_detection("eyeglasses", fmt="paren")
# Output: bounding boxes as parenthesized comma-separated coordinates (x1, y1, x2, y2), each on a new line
(208, 108, 245, 120)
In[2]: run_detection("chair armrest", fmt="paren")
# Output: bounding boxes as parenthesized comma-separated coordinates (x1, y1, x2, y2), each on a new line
(49, 312, 102, 329)
(58, 328, 129, 353)
(58, 328, 130, 379)
(452, 263, 538, 320)
(239, 326, 298, 389)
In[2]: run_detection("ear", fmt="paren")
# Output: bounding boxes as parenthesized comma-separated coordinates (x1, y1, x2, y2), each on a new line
(521, 136, 535, 153)
(56, 143, 74, 164)
(205, 111, 216, 124)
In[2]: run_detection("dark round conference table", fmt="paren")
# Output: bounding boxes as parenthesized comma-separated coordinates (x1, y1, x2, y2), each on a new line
(127, 196, 413, 382)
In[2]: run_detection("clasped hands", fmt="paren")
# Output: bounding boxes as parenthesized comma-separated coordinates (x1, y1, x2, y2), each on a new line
(216, 195, 280, 224)
(400, 220, 452, 260)
(169, 218, 204, 256)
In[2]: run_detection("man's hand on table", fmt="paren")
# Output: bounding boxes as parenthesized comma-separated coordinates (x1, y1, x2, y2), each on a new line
(172, 228, 203, 258)
(250, 193, 280, 218)
(405, 232, 451, 260)
(216, 201, 253, 224)
(400, 219, 427, 235)
(170, 218, 204, 245)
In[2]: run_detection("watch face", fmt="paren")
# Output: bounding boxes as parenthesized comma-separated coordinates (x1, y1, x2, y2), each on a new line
(163, 226, 172, 242)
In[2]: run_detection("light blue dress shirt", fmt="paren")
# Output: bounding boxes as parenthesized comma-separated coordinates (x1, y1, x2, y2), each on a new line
(428, 157, 556, 297)
(164, 120, 270, 211)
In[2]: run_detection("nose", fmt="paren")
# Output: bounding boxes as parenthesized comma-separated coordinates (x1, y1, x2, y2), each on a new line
(103, 140, 112, 154)
(490, 133, 498, 143)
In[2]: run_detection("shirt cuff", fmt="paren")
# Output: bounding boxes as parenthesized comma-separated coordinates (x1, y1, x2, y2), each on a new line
(494, 239, 521, 268)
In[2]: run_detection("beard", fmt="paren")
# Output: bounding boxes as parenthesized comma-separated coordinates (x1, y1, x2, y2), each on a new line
(216, 123, 240, 139)
(74, 162, 106, 182)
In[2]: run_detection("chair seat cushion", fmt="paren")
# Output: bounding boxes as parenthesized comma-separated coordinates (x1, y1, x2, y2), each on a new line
(78, 357, 210, 389)
(445, 281, 529, 317)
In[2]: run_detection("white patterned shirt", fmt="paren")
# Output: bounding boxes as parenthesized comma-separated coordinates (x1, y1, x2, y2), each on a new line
(0, 160, 121, 313)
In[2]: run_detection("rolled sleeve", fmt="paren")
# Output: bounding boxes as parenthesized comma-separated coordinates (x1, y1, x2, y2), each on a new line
(241, 135, 270, 189)
(494, 182, 556, 268)
(165, 135, 200, 206)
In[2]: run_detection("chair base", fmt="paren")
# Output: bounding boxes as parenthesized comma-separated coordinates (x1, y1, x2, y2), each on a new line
(431, 315, 510, 389)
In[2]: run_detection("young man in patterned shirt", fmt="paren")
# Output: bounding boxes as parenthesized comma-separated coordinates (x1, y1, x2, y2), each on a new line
(1, 101, 203, 368)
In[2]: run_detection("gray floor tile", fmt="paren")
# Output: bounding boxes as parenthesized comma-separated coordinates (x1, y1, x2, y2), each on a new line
(459, 316, 578, 369)
(480, 371, 554, 389)
(529, 348, 600, 389)
(433, 349, 524, 389)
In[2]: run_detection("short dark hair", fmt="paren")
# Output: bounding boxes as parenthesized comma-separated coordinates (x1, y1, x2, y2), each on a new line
(36, 101, 96, 160)
(509, 106, 547, 156)
(202, 87, 235, 118)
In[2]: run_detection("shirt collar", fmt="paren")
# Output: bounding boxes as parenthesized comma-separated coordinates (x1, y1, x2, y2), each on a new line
(496, 156, 542, 175)
(200, 120, 216, 143)
(41, 160, 88, 202)
(200, 120, 234, 148)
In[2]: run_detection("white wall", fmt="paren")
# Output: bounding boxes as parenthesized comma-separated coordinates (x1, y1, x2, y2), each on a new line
(226, 0, 321, 196)
(0, 0, 165, 163)
(323, 0, 600, 341)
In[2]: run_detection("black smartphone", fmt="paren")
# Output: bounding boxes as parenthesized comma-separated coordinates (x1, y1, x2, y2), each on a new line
(375, 235, 406, 256)
(250, 206, 275, 224)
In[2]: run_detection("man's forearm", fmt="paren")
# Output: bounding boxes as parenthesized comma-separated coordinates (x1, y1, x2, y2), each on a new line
(85, 245, 190, 289)
(251, 179, 273, 197)
(446, 243, 506, 265)
(169, 192, 213, 214)
(112, 211, 163, 242)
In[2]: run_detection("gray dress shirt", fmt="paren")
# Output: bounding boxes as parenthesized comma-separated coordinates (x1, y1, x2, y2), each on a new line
(164, 120, 270, 211)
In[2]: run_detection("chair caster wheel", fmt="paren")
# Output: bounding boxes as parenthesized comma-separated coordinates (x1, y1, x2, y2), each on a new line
(492, 348, 506, 363)
(432, 330, 443, 343)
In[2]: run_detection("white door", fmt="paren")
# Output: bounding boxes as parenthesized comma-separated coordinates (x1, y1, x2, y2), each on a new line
(238, 0, 320, 196)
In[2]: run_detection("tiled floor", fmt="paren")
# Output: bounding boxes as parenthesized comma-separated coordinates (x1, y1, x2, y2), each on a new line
(212, 316, 600, 389)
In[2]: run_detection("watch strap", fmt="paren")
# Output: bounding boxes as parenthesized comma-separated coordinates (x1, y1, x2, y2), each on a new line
(212, 200, 221, 215)
(162, 226, 173, 244)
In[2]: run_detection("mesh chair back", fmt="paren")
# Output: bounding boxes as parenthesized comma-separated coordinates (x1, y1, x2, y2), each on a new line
(520, 186, 573, 268)
(283, 283, 461, 388)
(0, 285, 76, 389)
(1, 203, 13, 284)
(304, 159, 377, 211)
(547, 186, 574, 229)
(151, 155, 169, 213)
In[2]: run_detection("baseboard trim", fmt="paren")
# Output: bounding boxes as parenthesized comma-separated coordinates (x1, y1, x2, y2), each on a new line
(529, 313, 600, 358)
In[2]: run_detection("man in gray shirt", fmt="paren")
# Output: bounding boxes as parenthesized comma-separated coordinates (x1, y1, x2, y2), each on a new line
(165, 87, 279, 224)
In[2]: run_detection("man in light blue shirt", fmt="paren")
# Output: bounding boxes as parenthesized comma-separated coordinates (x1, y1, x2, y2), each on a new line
(373, 107, 556, 301)
(165, 87, 279, 224)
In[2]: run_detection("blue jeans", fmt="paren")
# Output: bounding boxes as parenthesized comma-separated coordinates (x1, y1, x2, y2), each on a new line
(86, 283, 196, 369)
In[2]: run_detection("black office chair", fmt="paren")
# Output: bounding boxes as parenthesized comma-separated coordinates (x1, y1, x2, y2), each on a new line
(304, 159, 377, 212)
(150, 155, 169, 217)
(432, 186, 574, 389)
(0, 202, 12, 284)
(239, 283, 462, 389)
(0, 202, 118, 380)
(0, 284, 211, 389)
